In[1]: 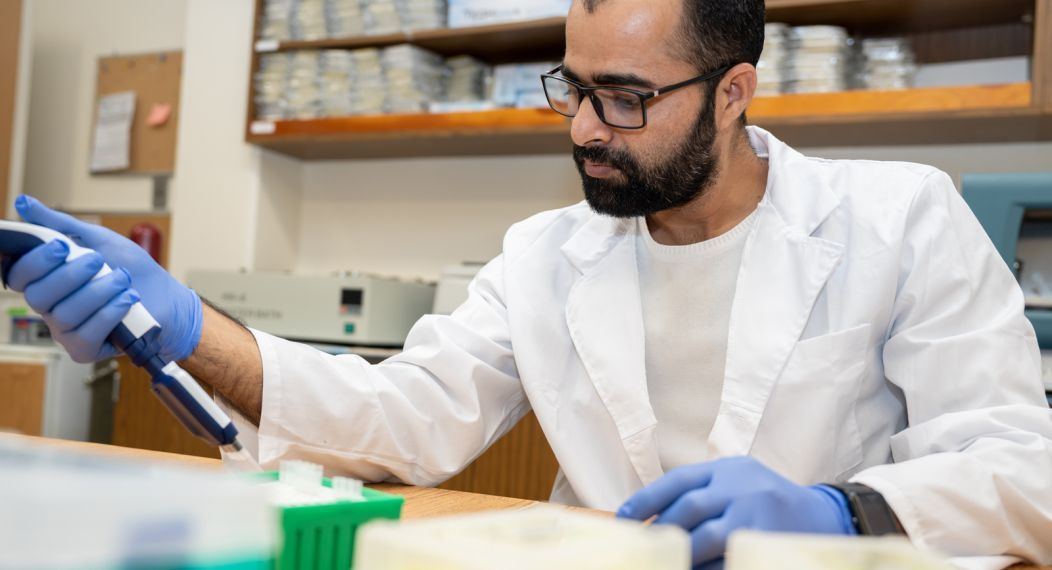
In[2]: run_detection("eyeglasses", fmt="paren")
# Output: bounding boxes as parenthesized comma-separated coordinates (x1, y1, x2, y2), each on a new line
(540, 64, 732, 129)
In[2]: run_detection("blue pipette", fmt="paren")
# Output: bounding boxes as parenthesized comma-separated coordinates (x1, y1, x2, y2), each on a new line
(0, 220, 242, 452)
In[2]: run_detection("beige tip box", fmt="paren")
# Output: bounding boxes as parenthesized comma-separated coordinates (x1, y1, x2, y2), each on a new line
(353, 505, 690, 570)
(727, 530, 954, 570)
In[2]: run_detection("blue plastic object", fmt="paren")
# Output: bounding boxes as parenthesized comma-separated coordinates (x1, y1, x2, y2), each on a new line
(961, 173, 1052, 348)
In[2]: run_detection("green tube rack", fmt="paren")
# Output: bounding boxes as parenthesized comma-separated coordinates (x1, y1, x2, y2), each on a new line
(255, 472, 404, 570)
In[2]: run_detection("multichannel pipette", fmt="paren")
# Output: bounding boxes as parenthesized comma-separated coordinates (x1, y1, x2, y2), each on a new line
(0, 220, 243, 452)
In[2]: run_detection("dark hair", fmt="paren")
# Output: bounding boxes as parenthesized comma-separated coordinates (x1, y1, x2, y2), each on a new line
(579, 0, 766, 124)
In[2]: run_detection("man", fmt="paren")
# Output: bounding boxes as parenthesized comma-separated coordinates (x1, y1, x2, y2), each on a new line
(7, 0, 1052, 568)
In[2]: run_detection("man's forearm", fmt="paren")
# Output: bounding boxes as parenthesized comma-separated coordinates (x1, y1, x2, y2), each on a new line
(181, 301, 264, 424)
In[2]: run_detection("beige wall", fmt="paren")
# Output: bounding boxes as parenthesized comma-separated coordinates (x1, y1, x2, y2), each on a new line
(293, 139, 1052, 281)
(26, 0, 1052, 284)
(22, 0, 187, 212)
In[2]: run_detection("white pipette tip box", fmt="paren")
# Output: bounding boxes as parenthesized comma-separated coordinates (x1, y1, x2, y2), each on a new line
(354, 505, 690, 570)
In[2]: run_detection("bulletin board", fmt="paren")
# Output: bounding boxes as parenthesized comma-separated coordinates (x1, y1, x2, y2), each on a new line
(93, 51, 182, 174)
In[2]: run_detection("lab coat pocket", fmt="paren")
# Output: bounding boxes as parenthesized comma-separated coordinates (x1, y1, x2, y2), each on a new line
(752, 323, 872, 484)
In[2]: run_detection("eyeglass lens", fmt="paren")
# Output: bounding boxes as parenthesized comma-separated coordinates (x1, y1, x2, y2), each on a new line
(543, 76, 646, 129)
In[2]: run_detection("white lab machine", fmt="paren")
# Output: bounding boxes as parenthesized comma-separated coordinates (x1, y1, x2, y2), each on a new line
(0, 343, 94, 441)
(432, 262, 484, 315)
(187, 271, 435, 347)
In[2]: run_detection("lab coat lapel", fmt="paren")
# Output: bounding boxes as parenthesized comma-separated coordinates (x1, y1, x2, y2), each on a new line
(562, 216, 664, 487)
(708, 128, 846, 457)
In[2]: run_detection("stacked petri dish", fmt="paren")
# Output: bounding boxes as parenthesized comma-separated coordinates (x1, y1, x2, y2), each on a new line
(363, 0, 403, 34)
(255, 53, 292, 120)
(326, 0, 366, 37)
(859, 38, 916, 90)
(347, 49, 388, 115)
(382, 44, 448, 113)
(399, 0, 447, 32)
(261, 0, 294, 41)
(757, 23, 791, 96)
(443, 56, 491, 103)
(785, 25, 853, 94)
(285, 51, 324, 118)
(290, 0, 329, 40)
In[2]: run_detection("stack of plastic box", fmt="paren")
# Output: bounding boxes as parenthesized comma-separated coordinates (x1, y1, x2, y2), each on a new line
(382, 44, 447, 113)
(786, 25, 853, 93)
(492, 62, 558, 108)
(859, 37, 916, 90)
(757, 23, 791, 96)
(326, 0, 366, 37)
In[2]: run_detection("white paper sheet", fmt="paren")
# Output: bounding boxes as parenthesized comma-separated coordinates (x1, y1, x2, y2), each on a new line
(89, 91, 136, 173)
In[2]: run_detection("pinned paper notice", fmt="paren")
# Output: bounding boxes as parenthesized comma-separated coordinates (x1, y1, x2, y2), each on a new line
(89, 91, 136, 173)
(146, 103, 172, 128)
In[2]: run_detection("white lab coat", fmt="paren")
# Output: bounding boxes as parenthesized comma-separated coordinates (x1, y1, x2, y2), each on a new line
(224, 127, 1052, 569)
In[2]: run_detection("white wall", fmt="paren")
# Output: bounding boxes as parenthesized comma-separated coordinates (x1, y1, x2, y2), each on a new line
(22, 0, 186, 212)
(28, 0, 1050, 284)
(293, 139, 1052, 281)
(6, 0, 34, 217)
(296, 155, 581, 280)
(168, 0, 304, 282)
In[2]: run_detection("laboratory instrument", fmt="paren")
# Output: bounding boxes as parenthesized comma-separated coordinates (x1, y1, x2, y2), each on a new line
(962, 172, 1052, 401)
(0, 220, 243, 451)
(188, 270, 435, 346)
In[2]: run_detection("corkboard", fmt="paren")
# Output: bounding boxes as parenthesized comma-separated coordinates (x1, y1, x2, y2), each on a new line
(94, 51, 182, 174)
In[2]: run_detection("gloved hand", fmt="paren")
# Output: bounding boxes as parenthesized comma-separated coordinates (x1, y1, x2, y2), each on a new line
(5, 195, 202, 364)
(617, 456, 855, 570)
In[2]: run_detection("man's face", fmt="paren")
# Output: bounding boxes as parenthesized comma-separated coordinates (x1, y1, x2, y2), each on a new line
(564, 0, 721, 218)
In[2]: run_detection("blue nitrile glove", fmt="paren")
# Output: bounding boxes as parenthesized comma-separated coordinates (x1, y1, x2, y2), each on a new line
(616, 456, 855, 570)
(6, 195, 202, 364)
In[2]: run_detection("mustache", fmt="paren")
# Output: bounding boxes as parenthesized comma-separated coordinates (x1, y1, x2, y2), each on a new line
(573, 144, 636, 174)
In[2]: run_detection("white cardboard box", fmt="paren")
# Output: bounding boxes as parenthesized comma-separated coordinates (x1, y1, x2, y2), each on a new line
(448, 0, 571, 28)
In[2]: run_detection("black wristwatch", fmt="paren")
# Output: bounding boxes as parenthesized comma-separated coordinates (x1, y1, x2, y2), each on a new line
(826, 482, 907, 536)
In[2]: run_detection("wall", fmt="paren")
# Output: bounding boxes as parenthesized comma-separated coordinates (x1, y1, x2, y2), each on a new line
(293, 139, 1052, 281)
(168, 0, 303, 282)
(51, 0, 1051, 284)
(22, 0, 186, 212)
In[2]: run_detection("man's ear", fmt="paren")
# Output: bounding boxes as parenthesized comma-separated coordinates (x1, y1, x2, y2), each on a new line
(715, 63, 758, 131)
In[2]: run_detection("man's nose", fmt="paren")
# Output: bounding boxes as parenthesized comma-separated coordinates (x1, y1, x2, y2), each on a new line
(570, 97, 613, 147)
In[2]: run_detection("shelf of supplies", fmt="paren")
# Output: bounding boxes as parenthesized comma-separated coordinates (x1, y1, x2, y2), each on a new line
(256, 17, 567, 64)
(246, 82, 1051, 160)
(765, 0, 1034, 32)
(247, 108, 572, 159)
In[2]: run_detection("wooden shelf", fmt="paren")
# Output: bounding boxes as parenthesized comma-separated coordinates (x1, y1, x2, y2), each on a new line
(261, 17, 567, 64)
(766, 0, 1034, 33)
(246, 0, 1052, 158)
(246, 83, 1051, 159)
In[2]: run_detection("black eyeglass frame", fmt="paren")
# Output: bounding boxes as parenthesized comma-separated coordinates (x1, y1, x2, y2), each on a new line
(540, 64, 733, 130)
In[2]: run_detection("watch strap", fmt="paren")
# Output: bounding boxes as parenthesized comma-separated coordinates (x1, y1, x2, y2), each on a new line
(826, 482, 907, 536)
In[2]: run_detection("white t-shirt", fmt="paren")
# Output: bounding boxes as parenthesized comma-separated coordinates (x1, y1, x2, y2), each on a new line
(636, 209, 759, 470)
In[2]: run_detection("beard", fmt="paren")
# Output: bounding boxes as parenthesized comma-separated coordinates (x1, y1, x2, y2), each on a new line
(573, 103, 719, 219)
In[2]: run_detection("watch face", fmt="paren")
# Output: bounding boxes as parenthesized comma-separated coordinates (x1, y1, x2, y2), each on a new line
(853, 491, 904, 536)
